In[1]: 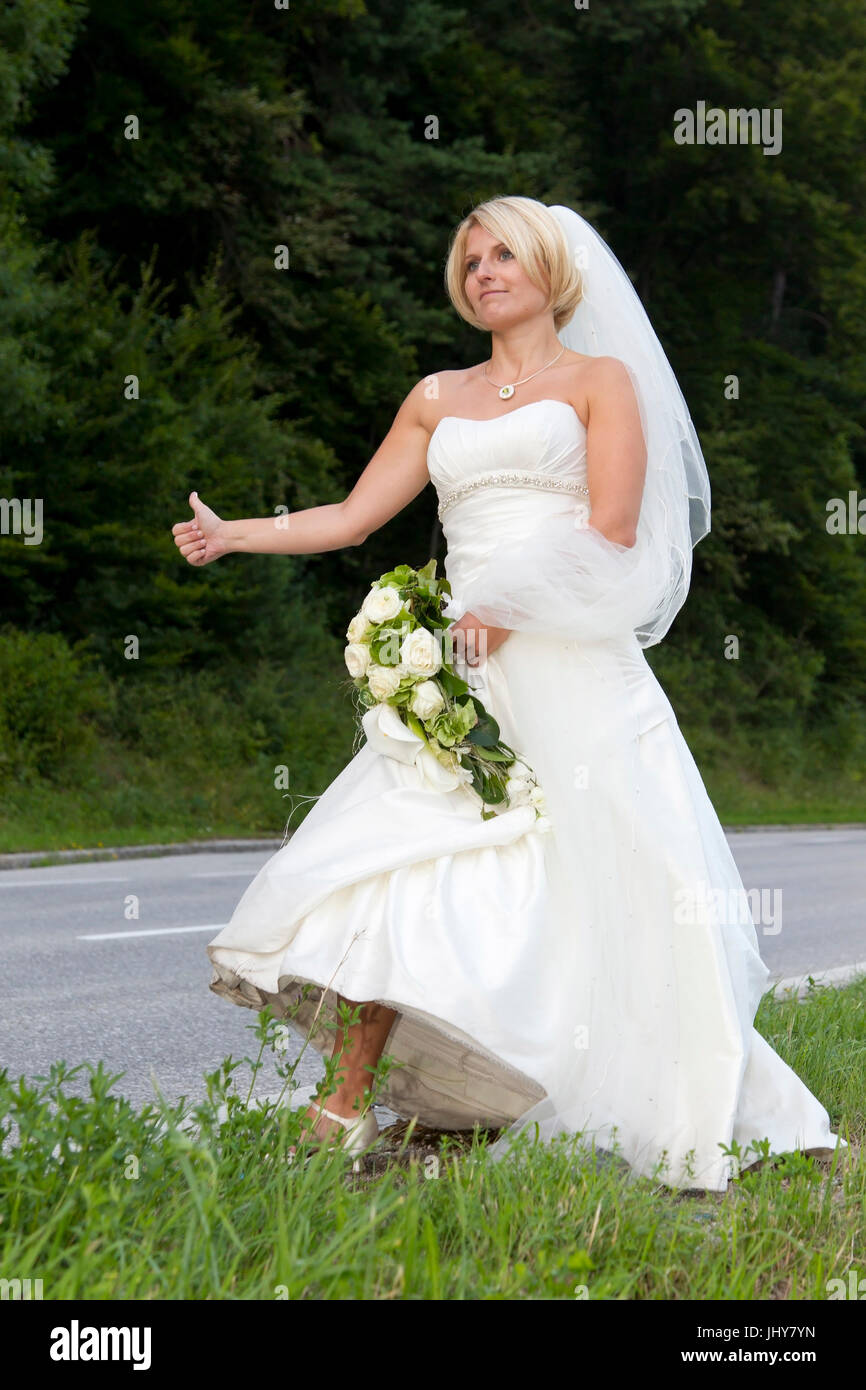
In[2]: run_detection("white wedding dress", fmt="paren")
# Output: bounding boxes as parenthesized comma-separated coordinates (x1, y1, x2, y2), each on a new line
(207, 397, 844, 1191)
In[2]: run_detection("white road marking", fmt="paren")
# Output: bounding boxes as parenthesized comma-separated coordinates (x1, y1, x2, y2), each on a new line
(79, 923, 228, 941)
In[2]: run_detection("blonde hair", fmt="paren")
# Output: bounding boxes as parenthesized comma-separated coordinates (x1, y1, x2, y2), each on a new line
(444, 195, 583, 333)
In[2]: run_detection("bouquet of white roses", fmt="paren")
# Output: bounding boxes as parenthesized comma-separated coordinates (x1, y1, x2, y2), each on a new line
(344, 559, 550, 827)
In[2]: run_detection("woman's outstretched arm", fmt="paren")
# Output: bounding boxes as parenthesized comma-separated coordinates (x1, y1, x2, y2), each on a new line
(171, 375, 512, 663)
(172, 382, 433, 565)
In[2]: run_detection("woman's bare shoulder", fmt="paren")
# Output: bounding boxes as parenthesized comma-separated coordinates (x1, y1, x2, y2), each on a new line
(404, 367, 481, 433)
(579, 354, 632, 382)
(565, 354, 634, 410)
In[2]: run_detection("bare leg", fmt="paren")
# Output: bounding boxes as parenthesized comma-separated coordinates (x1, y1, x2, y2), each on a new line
(301, 995, 398, 1143)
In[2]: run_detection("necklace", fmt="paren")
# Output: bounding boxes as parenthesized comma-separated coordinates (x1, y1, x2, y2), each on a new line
(483, 345, 566, 400)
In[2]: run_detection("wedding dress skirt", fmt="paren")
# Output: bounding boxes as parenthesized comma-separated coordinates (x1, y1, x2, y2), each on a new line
(208, 398, 845, 1191)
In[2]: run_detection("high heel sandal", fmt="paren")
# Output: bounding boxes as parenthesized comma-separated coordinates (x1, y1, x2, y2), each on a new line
(288, 1103, 380, 1173)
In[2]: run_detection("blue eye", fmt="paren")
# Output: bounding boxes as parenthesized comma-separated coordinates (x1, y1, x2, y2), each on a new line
(466, 248, 513, 273)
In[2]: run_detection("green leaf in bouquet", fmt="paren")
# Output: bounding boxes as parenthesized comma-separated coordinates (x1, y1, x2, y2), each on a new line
(417, 561, 453, 606)
(376, 610, 414, 638)
(467, 758, 507, 806)
(436, 624, 457, 663)
(456, 696, 479, 731)
(370, 619, 416, 665)
(479, 773, 507, 805)
(369, 640, 394, 665)
(377, 564, 415, 588)
(437, 665, 470, 697)
(466, 698, 501, 747)
(468, 761, 487, 801)
(405, 711, 428, 743)
(471, 744, 513, 763)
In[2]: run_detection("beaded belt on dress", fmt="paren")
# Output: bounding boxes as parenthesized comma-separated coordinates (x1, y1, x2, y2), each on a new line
(437, 468, 590, 521)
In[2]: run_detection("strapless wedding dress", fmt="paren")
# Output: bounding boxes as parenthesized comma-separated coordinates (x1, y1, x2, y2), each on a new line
(207, 398, 844, 1191)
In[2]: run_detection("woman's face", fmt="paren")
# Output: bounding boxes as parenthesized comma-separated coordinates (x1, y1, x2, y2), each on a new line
(462, 224, 549, 329)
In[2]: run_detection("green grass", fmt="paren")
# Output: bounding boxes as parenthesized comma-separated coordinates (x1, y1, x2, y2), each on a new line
(1, 979, 863, 1300)
(0, 752, 297, 854)
(700, 768, 866, 826)
(2, 731, 865, 855)
(680, 716, 866, 826)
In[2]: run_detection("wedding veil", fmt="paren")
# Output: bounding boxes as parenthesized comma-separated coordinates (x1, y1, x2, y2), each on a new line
(458, 201, 712, 649)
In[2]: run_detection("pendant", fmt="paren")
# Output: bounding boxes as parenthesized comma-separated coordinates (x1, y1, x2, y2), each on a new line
(499, 384, 515, 400)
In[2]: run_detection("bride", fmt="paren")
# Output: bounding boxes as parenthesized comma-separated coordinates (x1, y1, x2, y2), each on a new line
(172, 195, 844, 1190)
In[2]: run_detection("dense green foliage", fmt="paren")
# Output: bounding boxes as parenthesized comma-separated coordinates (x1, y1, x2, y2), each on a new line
(0, 0, 864, 840)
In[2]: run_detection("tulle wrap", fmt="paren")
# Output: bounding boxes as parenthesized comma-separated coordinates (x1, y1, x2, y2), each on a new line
(457, 504, 672, 647)
(456, 345, 704, 646)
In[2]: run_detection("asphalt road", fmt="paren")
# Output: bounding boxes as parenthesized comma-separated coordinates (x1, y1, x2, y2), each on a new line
(0, 831, 863, 1115)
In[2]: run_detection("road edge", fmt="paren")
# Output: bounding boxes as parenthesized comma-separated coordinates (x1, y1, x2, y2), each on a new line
(0, 838, 286, 870)
(770, 959, 866, 999)
(3, 822, 866, 870)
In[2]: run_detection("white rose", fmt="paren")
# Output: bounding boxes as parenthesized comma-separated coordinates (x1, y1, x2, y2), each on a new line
(399, 626, 443, 677)
(346, 611, 371, 642)
(344, 642, 371, 678)
(361, 585, 403, 623)
(367, 663, 402, 700)
(410, 679, 445, 720)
